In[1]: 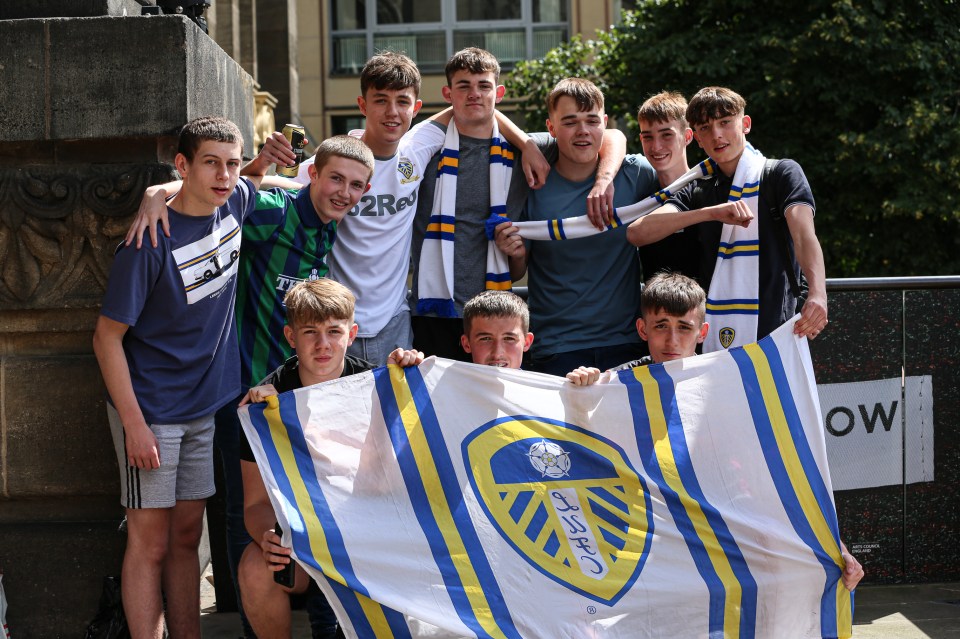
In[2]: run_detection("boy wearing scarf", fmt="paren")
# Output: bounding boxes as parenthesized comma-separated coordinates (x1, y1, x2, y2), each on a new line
(411, 50, 626, 362)
(626, 86, 828, 352)
(493, 78, 658, 375)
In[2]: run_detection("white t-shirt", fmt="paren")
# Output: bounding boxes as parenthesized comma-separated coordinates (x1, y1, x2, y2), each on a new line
(295, 122, 445, 336)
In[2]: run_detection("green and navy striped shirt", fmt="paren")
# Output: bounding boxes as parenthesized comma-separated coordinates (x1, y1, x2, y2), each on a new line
(236, 187, 337, 387)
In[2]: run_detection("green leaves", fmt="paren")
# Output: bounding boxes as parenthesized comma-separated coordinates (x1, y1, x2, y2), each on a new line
(506, 0, 960, 276)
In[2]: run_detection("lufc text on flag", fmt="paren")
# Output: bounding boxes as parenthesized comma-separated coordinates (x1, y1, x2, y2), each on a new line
(239, 317, 853, 639)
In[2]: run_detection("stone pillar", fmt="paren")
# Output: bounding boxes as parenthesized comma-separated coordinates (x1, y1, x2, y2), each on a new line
(256, 0, 300, 127)
(211, 0, 242, 60)
(239, 0, 259, 80)
(0, 12, 254, 637)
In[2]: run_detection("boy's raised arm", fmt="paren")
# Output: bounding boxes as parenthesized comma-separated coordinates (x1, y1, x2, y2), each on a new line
(124, 180, 180, 248)
(585, 128, 628, 229)
(125, 131, 305, 249)
(494, 110, 551, 190)
(626, 200, 754, 247)
(241, 131, 298, 189)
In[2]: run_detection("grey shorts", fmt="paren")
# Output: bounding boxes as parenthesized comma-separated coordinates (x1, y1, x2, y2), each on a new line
(348, 309, 413, 366)
(107, 404, 216, 509)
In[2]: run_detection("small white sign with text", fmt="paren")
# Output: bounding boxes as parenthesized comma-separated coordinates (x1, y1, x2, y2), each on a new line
(818, 376, 933, 491)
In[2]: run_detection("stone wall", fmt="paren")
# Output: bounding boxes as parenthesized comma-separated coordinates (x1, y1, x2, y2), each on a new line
(0, 12, 254, 636)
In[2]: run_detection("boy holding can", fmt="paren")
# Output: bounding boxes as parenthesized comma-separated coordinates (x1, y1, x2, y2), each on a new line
(124, 133, 374, 636)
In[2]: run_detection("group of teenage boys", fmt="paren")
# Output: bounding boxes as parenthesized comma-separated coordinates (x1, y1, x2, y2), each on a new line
(96, 43, 856, 639)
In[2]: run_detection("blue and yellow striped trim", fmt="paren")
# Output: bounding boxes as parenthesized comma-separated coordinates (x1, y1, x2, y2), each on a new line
(424, 214, 456, 241)
(547, 218, 567, 240)
(438, 148, 459, 176)
(619, 365, 758, 638)
(485, 272, 512, 290)
(605, 209, 624, 230)
(728, 180, 760, 201)
(374, 366, 523, 639)
(717, 240, 760, 259)
(490, 137, 515, 167)
(706, 297, 760, 315)
(731, 339, 852, 639)
(247, 396, 411, 638)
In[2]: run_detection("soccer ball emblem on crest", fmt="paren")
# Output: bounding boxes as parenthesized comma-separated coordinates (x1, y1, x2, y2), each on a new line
(528, 439, 571, 478)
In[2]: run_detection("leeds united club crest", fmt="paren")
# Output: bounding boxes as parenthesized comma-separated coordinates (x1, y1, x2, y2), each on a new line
(719, 326, 736, 349)
(464, 416, 653, 605)
(397, 156, 419, 184)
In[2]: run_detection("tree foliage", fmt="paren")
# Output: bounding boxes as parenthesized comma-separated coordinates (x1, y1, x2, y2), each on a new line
(506, 0, 960, 277)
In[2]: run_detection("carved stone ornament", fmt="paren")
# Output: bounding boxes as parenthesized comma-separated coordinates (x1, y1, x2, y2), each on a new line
(0, 164, 178, 309)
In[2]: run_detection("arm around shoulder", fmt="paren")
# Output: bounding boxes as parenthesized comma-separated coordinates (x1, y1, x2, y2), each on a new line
(241, 131, 297, 189)
(584, 129, 628, 227)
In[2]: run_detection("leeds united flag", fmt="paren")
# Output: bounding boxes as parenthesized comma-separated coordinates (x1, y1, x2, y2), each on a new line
(239, 318, 852, 639)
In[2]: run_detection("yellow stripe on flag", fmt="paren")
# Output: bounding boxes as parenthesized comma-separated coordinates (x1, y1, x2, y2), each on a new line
(741, 344, 852, 638)
(387, 366, 511, 639)
(632, 367, 743, 639)
(262, 397, 395, 638)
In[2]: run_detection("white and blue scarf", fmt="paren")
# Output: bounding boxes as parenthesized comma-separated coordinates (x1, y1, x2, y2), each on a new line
(417, 121, 513, 317)
(703, 144, 764, 352)
(498, 158, 716, 241)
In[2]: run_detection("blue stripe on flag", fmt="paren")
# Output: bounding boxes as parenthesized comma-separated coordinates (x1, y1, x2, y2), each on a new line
(758, 340, 841, 535)
(649, 364, 758, 638)
(730, 344, 846, 639)
(618, 368, 729, 637)
(324, 577, 412, 639)
(248, 399, 406, 637)
(373, 367, 522, 639)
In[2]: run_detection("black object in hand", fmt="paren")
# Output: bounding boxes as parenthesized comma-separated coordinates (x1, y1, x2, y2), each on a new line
(273, 521, 295, 588)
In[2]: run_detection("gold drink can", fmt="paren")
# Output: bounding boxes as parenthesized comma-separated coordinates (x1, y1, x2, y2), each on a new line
(277, 124, 307, 177)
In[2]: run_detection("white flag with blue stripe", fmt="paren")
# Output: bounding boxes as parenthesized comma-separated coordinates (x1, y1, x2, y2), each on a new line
(239, 317, 852, 639)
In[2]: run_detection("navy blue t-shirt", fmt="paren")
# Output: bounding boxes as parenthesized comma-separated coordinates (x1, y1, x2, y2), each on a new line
(100, 177, 257, 423)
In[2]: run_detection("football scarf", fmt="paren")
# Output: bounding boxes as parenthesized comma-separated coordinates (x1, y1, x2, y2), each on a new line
(416, 121, 513, 317)
(703, 144, 765, 352)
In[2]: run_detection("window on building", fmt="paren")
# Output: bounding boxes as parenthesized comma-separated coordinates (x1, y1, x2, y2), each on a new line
(331, 0, 568, 75)
(330, 115, 367, 135)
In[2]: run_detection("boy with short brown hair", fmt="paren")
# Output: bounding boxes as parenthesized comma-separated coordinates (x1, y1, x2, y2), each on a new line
(565, 272, 708, 386)
(493, 77, 655, 376)
(627, 86, 828, 351)
(93, 115, 277, 638)
(238, 278, 422, 638)
(636, 91, 700, 280)
(460, 290, 534, 369)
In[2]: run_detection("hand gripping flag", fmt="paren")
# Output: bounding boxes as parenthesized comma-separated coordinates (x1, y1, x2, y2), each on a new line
(239, 317, 853, 639)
